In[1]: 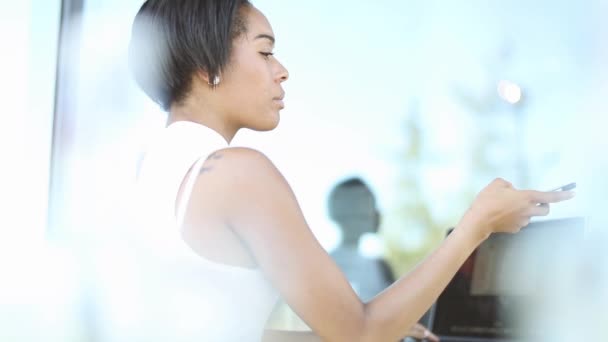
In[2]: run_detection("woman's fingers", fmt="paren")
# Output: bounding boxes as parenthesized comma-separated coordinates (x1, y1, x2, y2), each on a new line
(407, 323, 425, 339)
(527, 203, 550, 217)
(492, 177, 513, 188)
(408, 323, 440, 341)
(523, 190, 575, 204)
(423, 328, 440, 342)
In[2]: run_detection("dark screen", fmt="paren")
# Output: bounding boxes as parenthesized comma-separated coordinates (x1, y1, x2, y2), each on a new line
(431, 218, 584, 339)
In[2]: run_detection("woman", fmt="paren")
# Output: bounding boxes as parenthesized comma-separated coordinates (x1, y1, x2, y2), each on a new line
(128, 1, 574, 341)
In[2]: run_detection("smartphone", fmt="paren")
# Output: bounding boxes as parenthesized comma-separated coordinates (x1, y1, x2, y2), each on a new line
(547, 182, 576, 192)
(537, 182, 576, 207)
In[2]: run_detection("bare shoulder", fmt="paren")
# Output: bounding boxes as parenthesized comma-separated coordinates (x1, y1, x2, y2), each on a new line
(185, 145, 299, 239)
(188, 146, 291, 210)
(201, 146, 284, 182)
(209, 146, 274, 167)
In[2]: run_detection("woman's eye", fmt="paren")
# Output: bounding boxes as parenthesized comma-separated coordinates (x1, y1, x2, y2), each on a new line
(260, 52, 274, 59)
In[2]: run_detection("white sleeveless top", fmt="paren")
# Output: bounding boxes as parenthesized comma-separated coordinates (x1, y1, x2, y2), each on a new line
(132, 120, 278, 341)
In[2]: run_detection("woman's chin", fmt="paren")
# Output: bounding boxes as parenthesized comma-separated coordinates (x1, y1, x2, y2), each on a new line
(250, 113, 280, 131)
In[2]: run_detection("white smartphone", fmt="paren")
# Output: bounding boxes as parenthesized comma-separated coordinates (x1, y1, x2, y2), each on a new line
(547, 182, 576, 192)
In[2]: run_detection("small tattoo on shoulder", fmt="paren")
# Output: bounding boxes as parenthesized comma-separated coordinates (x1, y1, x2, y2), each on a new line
(207, 152, 223, 160)
(199, 167, 213, 175)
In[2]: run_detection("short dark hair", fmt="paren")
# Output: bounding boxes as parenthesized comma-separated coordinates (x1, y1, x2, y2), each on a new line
(128, 0, 251, 111)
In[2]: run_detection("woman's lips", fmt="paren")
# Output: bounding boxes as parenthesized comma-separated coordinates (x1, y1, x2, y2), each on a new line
(273, 98, 284, 108)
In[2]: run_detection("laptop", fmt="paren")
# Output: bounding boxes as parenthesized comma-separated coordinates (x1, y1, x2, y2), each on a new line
(424, 217, 585, 342)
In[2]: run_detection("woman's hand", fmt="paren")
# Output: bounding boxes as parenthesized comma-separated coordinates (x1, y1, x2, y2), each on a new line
(459, 178, 575, 240)
(406, 323, 439, 341)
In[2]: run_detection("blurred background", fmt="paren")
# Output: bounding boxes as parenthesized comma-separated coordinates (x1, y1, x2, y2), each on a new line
(1, 0, 606, 340)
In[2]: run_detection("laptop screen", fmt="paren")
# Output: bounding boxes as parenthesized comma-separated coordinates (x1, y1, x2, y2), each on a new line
(429, 217, 584, 340)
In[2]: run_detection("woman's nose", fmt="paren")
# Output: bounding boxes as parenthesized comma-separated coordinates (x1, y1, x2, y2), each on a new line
(276, 61, 289, 82)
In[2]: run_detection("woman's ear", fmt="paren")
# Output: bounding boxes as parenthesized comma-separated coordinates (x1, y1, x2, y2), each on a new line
(194, 69, 211, 85)
(195, 69, 220, 87)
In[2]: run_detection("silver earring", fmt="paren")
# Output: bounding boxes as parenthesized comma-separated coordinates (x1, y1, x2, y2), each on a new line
(210, 75, 220, 87)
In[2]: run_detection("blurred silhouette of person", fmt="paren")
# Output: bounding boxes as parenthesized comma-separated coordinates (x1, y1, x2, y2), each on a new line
(328, 177, 439, 341)
(328, 177, 395, 302)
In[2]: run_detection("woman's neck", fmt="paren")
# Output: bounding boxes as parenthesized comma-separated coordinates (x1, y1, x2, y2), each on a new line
(168, 103, 238, 144)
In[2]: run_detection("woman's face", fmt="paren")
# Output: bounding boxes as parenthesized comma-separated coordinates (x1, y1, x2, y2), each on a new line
(217, 6, 289, 132)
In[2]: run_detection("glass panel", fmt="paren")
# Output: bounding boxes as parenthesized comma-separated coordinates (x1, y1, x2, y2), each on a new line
(0, 1, 66, 341)
(0, 0, 59, 244)
(51, 0, 608, 340)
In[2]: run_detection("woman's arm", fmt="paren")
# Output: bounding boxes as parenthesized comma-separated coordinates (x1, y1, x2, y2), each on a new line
(263, 320, 438, 341)
(187, 147, 573, 341)
(262, 330, 321, 342)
